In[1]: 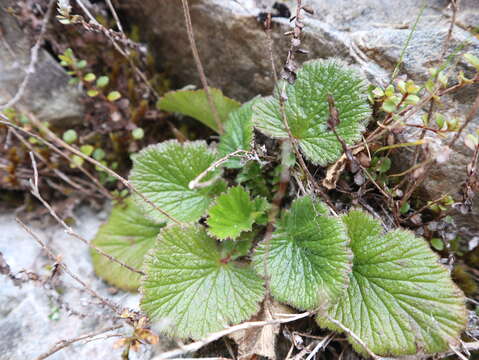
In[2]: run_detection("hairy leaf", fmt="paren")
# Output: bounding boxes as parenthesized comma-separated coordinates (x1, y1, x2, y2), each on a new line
(91, 198, 163, 291)
(253, 59, 370, 165)
(130, 140, 226, 223)
(157, 88, 240, 133)
(318, 210, 467, 356)
(254, 196, 352, 310)
(217, 99, 255, 168)
(141, 224, 264, 339)
(207, 186, 268, 240)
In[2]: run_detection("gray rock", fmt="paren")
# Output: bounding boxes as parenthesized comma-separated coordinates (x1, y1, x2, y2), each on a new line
(120, 0, 478, 99)
(121, 0, 479, 238)
(0, 206, 171, 360)
(0, 1, 84, 127)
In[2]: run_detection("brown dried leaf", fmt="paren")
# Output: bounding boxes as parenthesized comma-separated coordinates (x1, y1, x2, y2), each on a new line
(322, 147, 364, 190)
(229, 301, 294, 360)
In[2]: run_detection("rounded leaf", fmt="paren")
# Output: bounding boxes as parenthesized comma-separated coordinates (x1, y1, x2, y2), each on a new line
(129, 140, 226, 223)
(91, 198, 163, 291)
(253, 196, 352, 310)
(62, 129, 78, 144)
(107, 91, 122, 102)
(253, 59, 370, 165)
(141, 224, 265, 339)
(158, 88, 240, 133)
(318, 210, 467, 356)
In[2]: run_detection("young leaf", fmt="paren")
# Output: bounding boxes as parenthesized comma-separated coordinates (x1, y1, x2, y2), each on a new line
(318, 210, 467, 356)
(157, 88, 241, 133)
(129, 140, 226, 223)
(62, 129, 78, 144)
(87, 89, 99, 97)
(132, 127, 145, 140)
(141, 224, 264, 339)
(83, 73, 96, 82)
(253, 59, 370, 165)
(217, 99, 255, 168)
(207, 186, 267, 240)
(107, 91, 122, 102)
(96, 75, 109, 88)
(253, 196, 352, 310)
(464, 53, 479, 71)
(91, 198, 163, 291)
(80, 144, 94, 156)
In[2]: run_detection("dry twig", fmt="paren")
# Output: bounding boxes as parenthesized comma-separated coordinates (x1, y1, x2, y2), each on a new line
(180, 0, 223, 134)
(36, 324, 123, 360)
(0, 114, 112, 199)
(16, 218, 123, 315)
(440, 0, 458, 60)
(324, 316, 382, 360)
(27, 152, 145, 276)
(151, 312, 311, 360)
(105, 0, 124, 34)
(25, 113, 182, 224)
(188, 150, 251, 189)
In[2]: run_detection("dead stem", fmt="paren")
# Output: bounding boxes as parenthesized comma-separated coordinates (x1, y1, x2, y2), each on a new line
(27, 152, 145, 276)
(0, 114, 112, 199)
(35, 324, 123, 360)
(151, 312, 311, 360)
(180, 0, 224, 134)
(25, 113, 183, 225)
(16, 218, 123, 315)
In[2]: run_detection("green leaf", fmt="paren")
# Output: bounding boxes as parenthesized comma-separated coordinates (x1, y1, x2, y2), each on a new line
(129, 140, 226, 223)
(93, 148, 106, 161)
(62, 129, 77, 144)
(157, 88, 241, 133)
(91, 198, 163, 291)
(70, 154, 84, 168)
(435, 113, 446, 129)
(397, 80, 407, 94)
(406, 80, 420, 94)
(107, 91, 122, 102)
(207, 186, 267, 240)
(465, 133, 479, 151)
(132, 128, 145, 140)
(431, 237, 445, 251)
(221, 231, 256, 260)
(464, 53, 479, 71)
(76, 59, 87, 69)
(83, 73, 96, 82)
(371, 87, 384, 98)
(96, 76, 109, 88)
(381, 98, 397, 113)
(318, 210, 467, 356)
(236, 161, 270, 199)
(80, 144, 94, 156)
(376, 156, 391, 173)
(404, 94, 420, 105)
(253, 59, 370, 165)
(141, 224, 264, 339)
(253, 196, 352, 310)
(399, 202, 410, 214)
(438, 71, 449, 88)
(87, 89, 99, 97)
(384, 84, 395, 97)
(217, 99, 255, 168)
